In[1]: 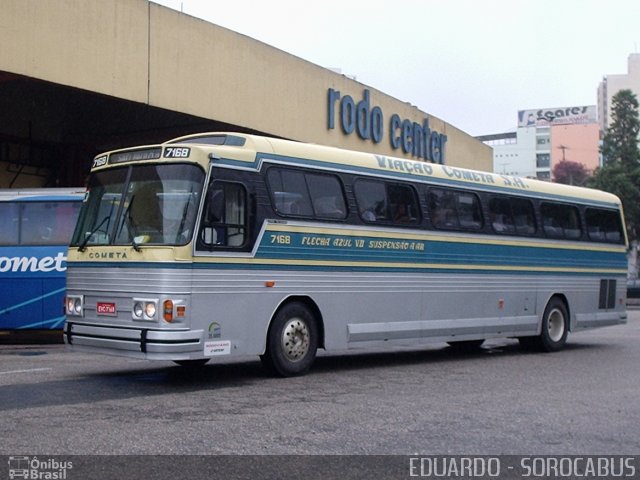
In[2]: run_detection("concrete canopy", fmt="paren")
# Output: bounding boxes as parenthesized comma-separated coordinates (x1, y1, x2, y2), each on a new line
(0, 0, 491, 188)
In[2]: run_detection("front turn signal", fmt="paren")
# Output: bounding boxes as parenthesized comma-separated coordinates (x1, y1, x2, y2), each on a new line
(163, 299, 174, 322)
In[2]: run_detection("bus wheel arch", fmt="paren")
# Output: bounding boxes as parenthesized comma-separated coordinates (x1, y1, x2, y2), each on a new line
(260, 296, 323, 377)
(520, 294, 570, 352)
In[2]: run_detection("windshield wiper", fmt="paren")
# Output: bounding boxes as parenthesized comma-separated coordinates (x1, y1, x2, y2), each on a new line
(175, 192, 194, 243)
(77, 215, 111, 252)
(115, 195, 135, 240)
(118, 195, 142, 252)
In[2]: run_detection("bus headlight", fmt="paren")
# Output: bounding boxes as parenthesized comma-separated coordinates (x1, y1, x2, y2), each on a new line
(133, 302, 144, 318)
(145, 302, 157, 319)
(66, 295, 83, 316)
(132, 299, 158, 321)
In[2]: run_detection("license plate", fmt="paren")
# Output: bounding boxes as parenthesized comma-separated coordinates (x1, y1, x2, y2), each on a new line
(96, 302, 117, 316)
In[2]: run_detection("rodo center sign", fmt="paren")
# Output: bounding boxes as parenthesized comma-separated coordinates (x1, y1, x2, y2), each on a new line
(327, 88, 447, 164)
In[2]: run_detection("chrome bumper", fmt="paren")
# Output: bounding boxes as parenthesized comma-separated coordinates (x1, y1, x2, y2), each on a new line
(64, 321, 204, 360)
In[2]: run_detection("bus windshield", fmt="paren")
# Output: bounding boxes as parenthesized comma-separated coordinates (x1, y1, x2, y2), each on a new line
(72, 164, 204, 248)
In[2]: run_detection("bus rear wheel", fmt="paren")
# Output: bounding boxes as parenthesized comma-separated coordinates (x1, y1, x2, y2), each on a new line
(519, 297, 569, 352)
(261, 302, 318, 377)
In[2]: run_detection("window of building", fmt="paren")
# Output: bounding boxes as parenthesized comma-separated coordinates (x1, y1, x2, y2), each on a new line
(536, 171, 551, 181)
(536, 154, 550, 168)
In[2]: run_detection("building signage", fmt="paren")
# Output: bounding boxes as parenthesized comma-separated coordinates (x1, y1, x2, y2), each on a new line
(517, 106, 597, 127)
(327, 88, 447, 164)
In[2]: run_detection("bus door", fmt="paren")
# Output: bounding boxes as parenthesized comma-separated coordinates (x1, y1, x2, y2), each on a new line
(197, 168, 252, 252)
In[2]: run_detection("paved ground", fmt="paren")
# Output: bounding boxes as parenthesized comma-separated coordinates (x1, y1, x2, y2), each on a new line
(1, 309, 639, 456)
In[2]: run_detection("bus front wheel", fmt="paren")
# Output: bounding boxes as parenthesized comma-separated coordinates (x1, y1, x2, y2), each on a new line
(261, 302, 318, 377)
(519, 297, 569, 352)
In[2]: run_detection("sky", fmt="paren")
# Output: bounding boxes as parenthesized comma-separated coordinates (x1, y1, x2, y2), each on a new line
(152, 0, 639, 137)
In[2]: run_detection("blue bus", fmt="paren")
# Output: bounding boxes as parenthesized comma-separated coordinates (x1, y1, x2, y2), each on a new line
(0, 188, 83, 330)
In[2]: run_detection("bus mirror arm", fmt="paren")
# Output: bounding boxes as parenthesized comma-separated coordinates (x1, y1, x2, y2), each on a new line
(200, 223, 224, 250)
(131, 237, 142, 252)
(200, 224, 214, 250)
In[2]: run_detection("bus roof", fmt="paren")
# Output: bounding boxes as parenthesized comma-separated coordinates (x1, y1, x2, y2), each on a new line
(93, 132, 621, 208)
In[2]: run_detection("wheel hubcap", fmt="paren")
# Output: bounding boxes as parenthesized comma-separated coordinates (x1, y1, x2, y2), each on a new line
(547, 308, 565, 342)
(281, 317, 310, 362)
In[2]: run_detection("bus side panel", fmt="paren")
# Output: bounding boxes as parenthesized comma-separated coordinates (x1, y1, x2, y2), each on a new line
(0, 278, 43, 329)
(151, 266, 627, 359)
(40, 276, 67, 329)
(190, 268, 300, 355)
(189, 268, 421, 354)
(0, 246, 68, 330)
(323, 272, 539, 346)
(562, 275, 627, 331)
(189, 268, 538, 353)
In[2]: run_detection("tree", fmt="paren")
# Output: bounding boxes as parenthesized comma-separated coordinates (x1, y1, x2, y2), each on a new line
(601, 89, 640, 168)
(589, 89, 640, 241)
(552, 160, 589, 185)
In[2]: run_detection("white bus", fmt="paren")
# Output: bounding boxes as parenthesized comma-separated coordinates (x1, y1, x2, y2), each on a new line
(64, 133, 628, 376)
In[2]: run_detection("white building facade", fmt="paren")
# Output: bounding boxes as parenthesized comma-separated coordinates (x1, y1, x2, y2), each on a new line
(598, 53, 640, 132)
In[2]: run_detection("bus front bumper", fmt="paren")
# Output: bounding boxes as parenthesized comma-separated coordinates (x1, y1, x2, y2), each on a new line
(64, 321, 204, 360)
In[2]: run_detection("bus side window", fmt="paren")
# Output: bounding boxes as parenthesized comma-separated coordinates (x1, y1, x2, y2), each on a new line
(355, 180, 387, 222)
(457, 192, 483, 229)
(0, 203, 19, 245)
(267, 167, 347, 220)
(267, 169, 313, 217)
(541, 202, 582, 240)
(488, 197, 515, 234)
(388, 184, 420, 224)
(51, 203, 82, 244)
(199, 181, 247, 249)
(21, 202, 81, 245)
(307, 173, 347, 219)
(586, 208, 624, 244)
(429, 188, 482, 231)
(512, 198, 536, 235)
(429, 188, 457, 228)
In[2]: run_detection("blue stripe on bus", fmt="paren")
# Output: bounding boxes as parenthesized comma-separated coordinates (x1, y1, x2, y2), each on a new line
(255, 234, 626, 268)
(68, 225, 626, 276)
(68, 230, 627, 276)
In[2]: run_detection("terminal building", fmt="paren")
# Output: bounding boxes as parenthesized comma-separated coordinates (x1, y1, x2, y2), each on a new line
(0, 0, 492, 189)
